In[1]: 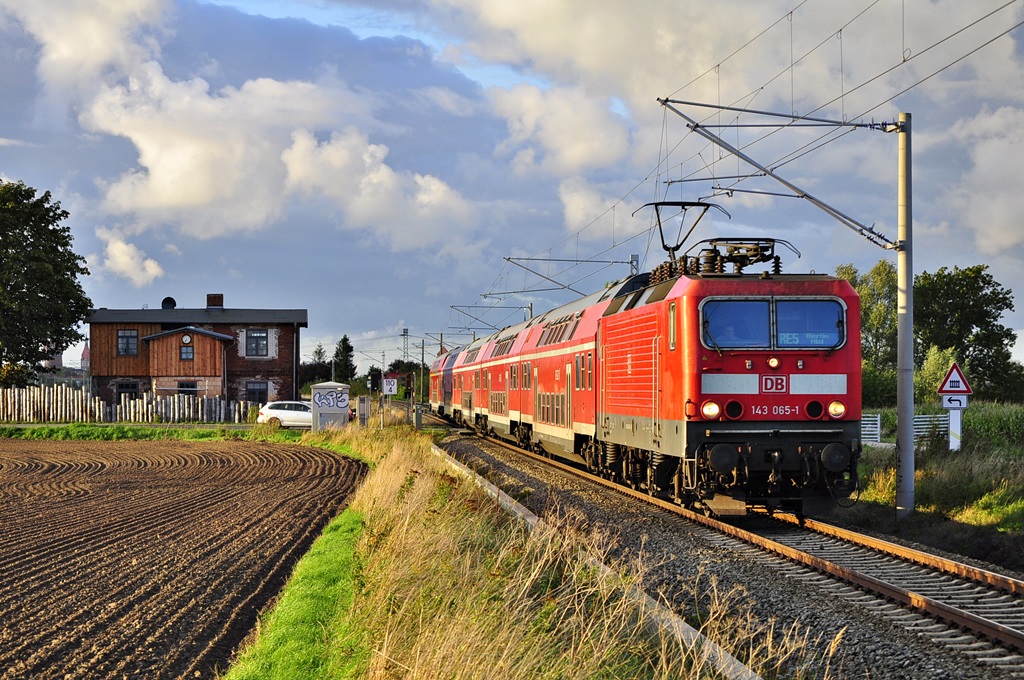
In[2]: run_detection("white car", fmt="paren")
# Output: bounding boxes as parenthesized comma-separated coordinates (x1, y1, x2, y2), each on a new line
(256, 401, 312, 428)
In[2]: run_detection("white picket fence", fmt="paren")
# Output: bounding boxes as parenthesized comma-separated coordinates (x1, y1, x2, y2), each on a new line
(0, 384, 256, 424)
(861, 412, 950, 443)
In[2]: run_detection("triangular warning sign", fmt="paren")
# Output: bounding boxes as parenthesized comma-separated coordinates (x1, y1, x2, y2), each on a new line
(937, 362, 972, 395)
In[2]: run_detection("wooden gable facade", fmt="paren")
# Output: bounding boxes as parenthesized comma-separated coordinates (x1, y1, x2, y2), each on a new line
(85, 294, 308, 404)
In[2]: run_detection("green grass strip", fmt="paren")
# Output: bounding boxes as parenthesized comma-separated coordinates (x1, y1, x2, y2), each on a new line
(223, 509, 366, 680)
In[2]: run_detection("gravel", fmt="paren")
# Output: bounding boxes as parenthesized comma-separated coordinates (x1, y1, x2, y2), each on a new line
(440, 432, 1019, 680)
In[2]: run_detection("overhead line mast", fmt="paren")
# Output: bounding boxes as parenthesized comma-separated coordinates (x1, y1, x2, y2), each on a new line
(658, 98, 898, 250)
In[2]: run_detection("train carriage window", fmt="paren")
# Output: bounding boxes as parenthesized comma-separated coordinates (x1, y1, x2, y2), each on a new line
(669, 302, 677, 350)
(702, 299, 771, 349)
(587, 352, 593, 389)
(776, 299, 845, 348)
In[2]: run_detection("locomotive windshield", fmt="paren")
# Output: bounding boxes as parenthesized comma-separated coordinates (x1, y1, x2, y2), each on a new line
(702, 298, 845, 350)
(702, 300, 770, 348)
(776, 299, 844, 348)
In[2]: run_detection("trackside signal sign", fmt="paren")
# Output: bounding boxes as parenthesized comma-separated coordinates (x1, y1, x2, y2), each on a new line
(937, 362, 972, 395)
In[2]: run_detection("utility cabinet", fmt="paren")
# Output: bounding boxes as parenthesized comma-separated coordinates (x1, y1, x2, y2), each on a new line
(311, 381, 350, 431)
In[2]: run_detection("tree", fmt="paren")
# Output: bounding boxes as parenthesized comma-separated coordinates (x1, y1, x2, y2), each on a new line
(915, 345, 959, 405)
(0, 180, 91, 386)
(914, 264, 1019, 401)
(333, 335, 357, 383)
(838, 259, 1024, 403)
(835, 260, 897, 371)
(298, 342, 330, 388)
(860, 362, 897, 409)
(311, 342, 328, 364)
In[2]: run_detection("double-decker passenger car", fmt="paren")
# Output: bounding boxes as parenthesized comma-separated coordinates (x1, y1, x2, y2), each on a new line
(431, 204, 860, 515)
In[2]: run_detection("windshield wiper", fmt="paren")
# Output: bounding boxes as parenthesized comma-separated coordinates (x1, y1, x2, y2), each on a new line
(703, 320, 723, 357)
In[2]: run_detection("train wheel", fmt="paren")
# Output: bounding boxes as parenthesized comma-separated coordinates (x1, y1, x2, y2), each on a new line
(516, 427, 530, 451)
(584, 442, 600, 474)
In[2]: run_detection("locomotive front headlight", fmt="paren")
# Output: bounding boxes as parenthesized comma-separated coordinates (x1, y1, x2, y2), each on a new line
(767, 356, 780, 369)
(701, 400, 721, 420)
(828, 400, 847, 419)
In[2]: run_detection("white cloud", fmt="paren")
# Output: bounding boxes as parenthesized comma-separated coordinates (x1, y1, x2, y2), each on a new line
(0, 0, 169, 126)
(414, 86, 480, 116)
(491, 85, 629, 175)
(282, 127, 477, 251)
(558, 177, 619, 239)
(945, 106, 1024, 255)
(80, 61, 380, 238)
(95, 227, 164, 286)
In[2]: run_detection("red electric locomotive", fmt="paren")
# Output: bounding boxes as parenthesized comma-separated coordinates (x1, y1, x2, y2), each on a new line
(430, 202, 861, 515)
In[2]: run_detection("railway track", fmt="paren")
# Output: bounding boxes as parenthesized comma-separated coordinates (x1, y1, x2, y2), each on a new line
(445, 428, 1024, 674)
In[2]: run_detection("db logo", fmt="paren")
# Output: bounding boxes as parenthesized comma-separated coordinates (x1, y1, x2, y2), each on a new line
(760, 375, 788, 393)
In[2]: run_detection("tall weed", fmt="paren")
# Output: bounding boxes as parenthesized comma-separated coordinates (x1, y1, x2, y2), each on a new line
(312, 428, 843, 678)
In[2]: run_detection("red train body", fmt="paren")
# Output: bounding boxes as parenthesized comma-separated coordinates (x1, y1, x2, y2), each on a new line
(431, 235, 861, 515)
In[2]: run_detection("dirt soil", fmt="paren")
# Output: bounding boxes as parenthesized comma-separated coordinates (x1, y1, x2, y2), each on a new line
(0, 438, 365, 679)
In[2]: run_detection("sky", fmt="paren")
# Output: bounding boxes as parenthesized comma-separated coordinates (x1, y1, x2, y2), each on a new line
(1, 0, 1023, 374)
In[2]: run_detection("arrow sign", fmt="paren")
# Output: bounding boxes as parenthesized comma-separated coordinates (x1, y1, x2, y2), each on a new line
(937, 362, 973, 395)
(941, 394, 968, 409)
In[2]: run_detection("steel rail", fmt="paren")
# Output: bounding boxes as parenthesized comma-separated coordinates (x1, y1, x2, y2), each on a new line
(771, 513, 1024, 597)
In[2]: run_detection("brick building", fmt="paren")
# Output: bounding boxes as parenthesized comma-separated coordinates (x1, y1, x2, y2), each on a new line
(85, 294, 307, 404)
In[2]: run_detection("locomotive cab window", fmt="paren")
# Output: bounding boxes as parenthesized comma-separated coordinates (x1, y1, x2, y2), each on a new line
(701, 297, 846, 350)
(702, 300, 770, 349)
(776, 299, 845, 348)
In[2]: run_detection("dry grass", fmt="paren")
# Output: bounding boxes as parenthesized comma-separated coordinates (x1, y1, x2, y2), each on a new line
(294, 425, 845, 679)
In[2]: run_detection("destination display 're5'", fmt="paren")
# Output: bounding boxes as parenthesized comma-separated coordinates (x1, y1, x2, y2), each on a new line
(430, 204, 862, 517)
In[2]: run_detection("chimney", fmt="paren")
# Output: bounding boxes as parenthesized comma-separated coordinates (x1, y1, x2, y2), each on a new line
(206, 293, 224, 309)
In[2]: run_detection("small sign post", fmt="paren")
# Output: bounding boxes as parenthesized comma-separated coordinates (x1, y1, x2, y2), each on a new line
(381, 377, 398, 429)
(936, 362, 972, 451)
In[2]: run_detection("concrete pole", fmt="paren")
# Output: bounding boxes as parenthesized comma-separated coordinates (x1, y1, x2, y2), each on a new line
(896, 113, 915, 520)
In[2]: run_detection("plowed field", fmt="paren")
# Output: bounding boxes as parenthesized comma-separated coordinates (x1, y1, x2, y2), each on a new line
(0, 439, 365, 679)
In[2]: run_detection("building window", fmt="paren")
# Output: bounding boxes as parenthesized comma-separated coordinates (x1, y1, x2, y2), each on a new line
(246, 329, 269, 356)
(180, 345, 194, 361)
(177, 381, 197, 395)
(116, 382, 139, 401)
(117, 329, 138, 356)
(246, 381, 268, 404)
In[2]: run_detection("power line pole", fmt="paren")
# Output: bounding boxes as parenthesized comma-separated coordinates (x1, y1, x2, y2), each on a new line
(894, 113, 914, 520)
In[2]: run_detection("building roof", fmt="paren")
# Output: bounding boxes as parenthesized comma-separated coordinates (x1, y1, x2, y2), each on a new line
(86, 307, 308, 327)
